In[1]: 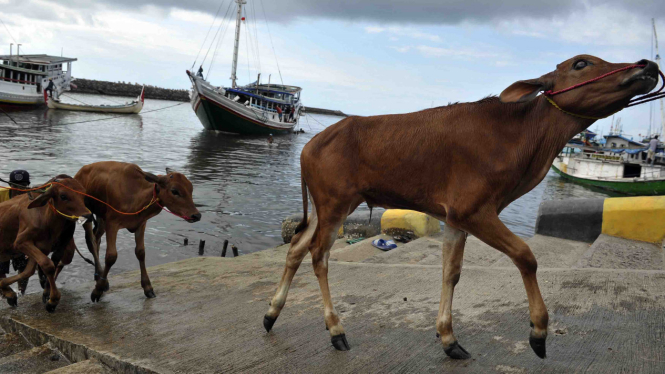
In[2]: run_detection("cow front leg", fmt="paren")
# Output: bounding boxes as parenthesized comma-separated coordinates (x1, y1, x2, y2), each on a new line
(0, 258, 36, 307)
(134, 223, 155, 298)
(91, 226, 118, 302)
(464, 212, 548, 359)
(0, 268, 18, 307)
(436, 224, 469, 359)
(83, 220, 104, 283)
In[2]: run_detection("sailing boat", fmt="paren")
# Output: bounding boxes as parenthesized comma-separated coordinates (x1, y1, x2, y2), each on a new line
(187, 0, 303, 135)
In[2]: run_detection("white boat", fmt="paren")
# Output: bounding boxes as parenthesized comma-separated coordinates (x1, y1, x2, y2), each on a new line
(187, 0, 303, 135)
(45, 86, 145, 114)
(0, 49, 76, 106)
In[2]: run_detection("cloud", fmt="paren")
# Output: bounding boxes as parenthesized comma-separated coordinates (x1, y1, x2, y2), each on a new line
(364, 26, 385, 34)
(5, 0, 665, 25)
(415, 45, 497, 59)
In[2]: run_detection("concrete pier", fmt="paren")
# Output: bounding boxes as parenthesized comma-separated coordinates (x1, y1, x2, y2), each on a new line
(1, 230, 664, 373)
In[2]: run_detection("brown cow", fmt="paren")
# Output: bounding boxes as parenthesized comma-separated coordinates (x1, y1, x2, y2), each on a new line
(0, 175, 91, 312)
(74, 161, 201, 302)
(263, 55, 659, 359)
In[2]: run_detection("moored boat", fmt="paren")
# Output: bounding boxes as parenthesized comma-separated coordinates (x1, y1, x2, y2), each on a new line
(553, 141, 665, 195)
(45, 86, 145, 114)
(187, 0, 302, 135)
(0, 49, 76, 106)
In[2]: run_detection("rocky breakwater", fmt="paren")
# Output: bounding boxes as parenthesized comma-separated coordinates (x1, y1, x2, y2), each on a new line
(70, 78, 190, 102)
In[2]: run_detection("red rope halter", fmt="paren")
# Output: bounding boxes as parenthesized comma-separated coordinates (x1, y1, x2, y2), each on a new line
(541, 64, 665, 118)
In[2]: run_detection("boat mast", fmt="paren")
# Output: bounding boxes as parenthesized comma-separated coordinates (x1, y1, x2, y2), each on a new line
(652, 19, 664, 140)
(230, 0, 247, 88)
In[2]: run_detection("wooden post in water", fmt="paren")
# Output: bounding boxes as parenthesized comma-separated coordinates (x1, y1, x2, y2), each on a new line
(199, 240, 205, 255)
(184, 238, 188, 246)
(222, 240, 229, 257)
(232, 245, 239, 257)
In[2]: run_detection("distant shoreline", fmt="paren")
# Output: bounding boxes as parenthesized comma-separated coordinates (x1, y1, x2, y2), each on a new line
(69, 78, 348, 116)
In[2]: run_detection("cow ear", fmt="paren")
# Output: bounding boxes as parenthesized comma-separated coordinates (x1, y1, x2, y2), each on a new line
(500, 72, 555, 103)
(28, 188, 53, 209)
(165, 167, 175, 174)
(144, 172, 168, 187)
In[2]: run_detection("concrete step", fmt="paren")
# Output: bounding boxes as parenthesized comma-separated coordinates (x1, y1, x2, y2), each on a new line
(359, 233, 503, 266)
(329, 234, 398, 262)
(44, 359, 113, 374)
(0, 331, 32, 360)
(0, 345, 70, 374)
(575, 234, 664, 270)
(490, 234, 591, 268)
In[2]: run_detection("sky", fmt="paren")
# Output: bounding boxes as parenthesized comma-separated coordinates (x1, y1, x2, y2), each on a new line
(1, 0, 665, 138)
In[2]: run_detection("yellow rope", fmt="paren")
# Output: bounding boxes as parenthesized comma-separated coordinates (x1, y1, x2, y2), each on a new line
(544, 96, 604, 120)
(48, 202, 80, 220)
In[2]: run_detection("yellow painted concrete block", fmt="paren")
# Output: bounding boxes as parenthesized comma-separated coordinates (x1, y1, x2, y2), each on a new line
(602, 196, 665, 243)
(381, 209, 441, 238)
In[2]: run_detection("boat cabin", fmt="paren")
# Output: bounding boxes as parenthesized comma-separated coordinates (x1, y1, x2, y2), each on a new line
(0, 53, 76, 105)
(220, 82, 302, 123)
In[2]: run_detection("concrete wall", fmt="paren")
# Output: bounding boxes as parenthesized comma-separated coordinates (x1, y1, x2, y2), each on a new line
(536, 196, 665, 244)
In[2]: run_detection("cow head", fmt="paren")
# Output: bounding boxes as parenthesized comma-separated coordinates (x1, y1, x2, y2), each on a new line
(143, 169, 201, 223)
(500, 54, 659, 119)
(28, 175, 92, 221)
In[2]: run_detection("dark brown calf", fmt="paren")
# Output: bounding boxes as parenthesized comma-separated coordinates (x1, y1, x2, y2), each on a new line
(0, 176, 91, 312)
(74, 161, 200, 302)
(263, 55, 659, 359)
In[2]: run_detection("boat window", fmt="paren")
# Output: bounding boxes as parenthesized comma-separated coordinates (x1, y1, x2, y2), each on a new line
(623, 164, 641, 178)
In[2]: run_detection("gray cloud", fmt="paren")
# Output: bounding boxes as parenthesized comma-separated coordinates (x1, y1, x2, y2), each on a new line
(4, 0, 665, 25)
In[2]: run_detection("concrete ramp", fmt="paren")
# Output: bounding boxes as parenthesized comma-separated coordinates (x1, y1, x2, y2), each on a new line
(1, 233, 664, 373)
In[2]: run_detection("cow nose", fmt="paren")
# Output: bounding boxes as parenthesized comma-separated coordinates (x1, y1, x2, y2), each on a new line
(636, 59, 650, 66)
(190, 213, 202, 222)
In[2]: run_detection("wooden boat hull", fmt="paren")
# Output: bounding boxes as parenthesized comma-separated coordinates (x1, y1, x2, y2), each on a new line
(552, 164, 665, 195)
(46, 87, 144, 114)
(190, 75, 296, 135)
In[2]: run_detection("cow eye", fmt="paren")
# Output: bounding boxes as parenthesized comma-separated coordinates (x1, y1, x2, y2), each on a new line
(171, 189, 180, 196)
(574, 60, 588, 70)
(60, 194, 68, 201)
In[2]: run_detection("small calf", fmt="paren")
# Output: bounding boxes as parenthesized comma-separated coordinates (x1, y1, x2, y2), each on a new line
(0, 175, 91, 312)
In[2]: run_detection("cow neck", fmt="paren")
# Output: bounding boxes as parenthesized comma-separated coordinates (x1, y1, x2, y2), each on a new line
(501, 96, 595, 205)
(142, 183, 163, 218)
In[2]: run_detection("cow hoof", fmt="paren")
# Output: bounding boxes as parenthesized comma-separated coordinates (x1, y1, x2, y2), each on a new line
(42, 293, 49, 305)
(7, 296, 17, 307)
(529, 335, 547, 359)
(45, 302, 57, 313)
(90, 290, 103, 303)
(102, 281, 110, 292)
(263, 315, 277, 332)
(331, 334, 350, 351)
(144, 289, 156, 299)
(444, 341, 471, 360)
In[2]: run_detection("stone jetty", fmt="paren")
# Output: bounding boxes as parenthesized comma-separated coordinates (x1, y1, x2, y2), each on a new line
(70, 79, 190, 102)
(0, 198, 663, 373)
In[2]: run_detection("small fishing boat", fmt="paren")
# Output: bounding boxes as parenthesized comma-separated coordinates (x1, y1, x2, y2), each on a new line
(45, 86, 144, 114)
(0, 50, 76, 106)
(552, 138, 665, 195)
(187, 0, 303, 135)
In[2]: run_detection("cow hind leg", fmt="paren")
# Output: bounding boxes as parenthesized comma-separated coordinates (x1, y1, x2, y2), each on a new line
(91, 226, 118, 302)
(463, 211, 548, 359)
(264, 202, 319, 332)
(310, 202, 352, 351)
(436, 224, 470, 359)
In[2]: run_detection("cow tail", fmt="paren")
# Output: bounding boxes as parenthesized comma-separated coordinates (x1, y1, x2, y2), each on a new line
(294, 176, 308, 235)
